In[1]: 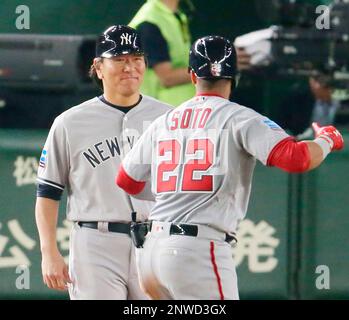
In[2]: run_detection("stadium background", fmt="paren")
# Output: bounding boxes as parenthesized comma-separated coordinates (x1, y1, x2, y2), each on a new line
(0, 0, 348, 299)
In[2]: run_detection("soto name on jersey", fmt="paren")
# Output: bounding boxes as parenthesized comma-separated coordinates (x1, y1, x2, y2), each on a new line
(170, 107, 212, 130)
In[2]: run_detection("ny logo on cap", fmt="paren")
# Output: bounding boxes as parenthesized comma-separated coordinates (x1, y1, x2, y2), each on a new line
(120, 33, 132, 45)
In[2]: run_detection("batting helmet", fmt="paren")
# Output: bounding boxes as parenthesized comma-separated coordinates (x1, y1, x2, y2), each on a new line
(189, 36, 238, 80)
(96, 25, 144, 58)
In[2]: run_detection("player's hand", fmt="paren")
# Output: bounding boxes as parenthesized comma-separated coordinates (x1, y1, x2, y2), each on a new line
(41, 249, 72, 291)
(312, 122, 344, 151)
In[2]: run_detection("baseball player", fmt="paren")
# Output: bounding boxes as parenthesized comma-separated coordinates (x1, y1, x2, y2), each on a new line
(35, 25, 172, 300)
(116, 35, 344, 300)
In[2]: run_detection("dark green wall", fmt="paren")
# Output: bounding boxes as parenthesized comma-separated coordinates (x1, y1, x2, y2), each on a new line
(0, 0, 327, 118)
(0, 0, 269, 116)
(0, 1, 264, 36)
(0, 0, 144, 34)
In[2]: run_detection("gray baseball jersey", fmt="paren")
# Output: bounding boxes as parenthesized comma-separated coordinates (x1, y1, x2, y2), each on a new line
(121, 95, 290, 234)
(37, 95, 171, 222)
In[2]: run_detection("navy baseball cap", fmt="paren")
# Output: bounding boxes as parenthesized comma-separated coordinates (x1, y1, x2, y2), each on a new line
(96, 25, 144, 58)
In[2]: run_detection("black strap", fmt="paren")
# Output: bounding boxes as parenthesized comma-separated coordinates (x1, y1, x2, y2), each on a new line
(151, 221, 237, 244)
(131, 211, 137, 222)
(225, 233, 238, 244)
(78, 221, 131, 235)
(170, 223, 198, 237)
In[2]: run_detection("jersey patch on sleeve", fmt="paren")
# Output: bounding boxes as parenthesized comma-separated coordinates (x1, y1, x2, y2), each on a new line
(263, 119, 282, 131)
(39, 149, 47, 168)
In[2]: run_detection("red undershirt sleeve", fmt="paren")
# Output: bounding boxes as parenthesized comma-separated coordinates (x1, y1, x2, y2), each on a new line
(267, 137, 311, 173)
(116, 164, 146, 195)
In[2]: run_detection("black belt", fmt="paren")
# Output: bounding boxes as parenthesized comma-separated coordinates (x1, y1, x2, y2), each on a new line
(170, 223, 198, 237)
(152, 222, 237, 244)
(78, 221, 131, 235)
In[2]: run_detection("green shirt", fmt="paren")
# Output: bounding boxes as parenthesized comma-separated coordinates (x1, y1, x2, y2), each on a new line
(130, 0, 195, 106)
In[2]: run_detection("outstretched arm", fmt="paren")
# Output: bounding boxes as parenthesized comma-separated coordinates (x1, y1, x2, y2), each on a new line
(267, 122, 344, 173)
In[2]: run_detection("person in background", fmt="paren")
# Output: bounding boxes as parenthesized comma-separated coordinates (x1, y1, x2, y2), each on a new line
(129, 0, 251, 106)
(276, 75, 341, 139)
(129, 0, 195, 106)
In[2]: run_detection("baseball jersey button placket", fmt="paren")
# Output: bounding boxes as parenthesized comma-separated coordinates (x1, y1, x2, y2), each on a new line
(121, 117, 128, 157)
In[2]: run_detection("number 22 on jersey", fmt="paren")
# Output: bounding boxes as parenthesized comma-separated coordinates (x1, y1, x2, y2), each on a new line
(156, 138, 214, 193)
